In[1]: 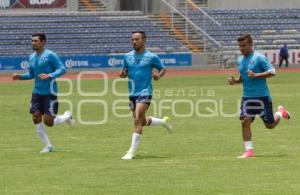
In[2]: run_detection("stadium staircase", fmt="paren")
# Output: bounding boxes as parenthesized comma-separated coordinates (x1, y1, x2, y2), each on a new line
(149, 0, 208, 53)
(149, 12, 204, 53)
(78, 0, 107, 12)
(149, 0, 222, 66)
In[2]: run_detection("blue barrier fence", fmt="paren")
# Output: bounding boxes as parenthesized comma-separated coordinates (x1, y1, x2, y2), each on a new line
(0, 53, 191, 71)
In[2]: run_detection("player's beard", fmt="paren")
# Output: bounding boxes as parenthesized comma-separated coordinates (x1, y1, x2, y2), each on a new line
(32, 45, 39, 51)
(133, 44, 144, 52)
(133, 44, 139, 51)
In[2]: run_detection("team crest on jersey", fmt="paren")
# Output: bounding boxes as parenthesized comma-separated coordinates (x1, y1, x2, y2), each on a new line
(141, 57, 151, 64)
(40, 57, 49, 64)
(128, 56, 151, 65)
(127, 56, 135, 64)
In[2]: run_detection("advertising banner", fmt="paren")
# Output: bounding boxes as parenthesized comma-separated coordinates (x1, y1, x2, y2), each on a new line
(0, 53, 192, 71)
(8, 0, 66, 8)
(258, 50, 300, 65)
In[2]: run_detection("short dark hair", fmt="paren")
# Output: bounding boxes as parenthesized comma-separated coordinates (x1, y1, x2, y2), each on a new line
(32, 33, 46, 41)
(237, 33, 252, 44)
(132, 31, 146, 39)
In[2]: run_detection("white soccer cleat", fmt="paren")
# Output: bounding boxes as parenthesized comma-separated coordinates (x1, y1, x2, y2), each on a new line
(64, 111, 75, 127)
(162, 116, 173, 133)
(121, 151, 134, 160)
(40, 146, 54, 153)
(66, 118, 75, 127)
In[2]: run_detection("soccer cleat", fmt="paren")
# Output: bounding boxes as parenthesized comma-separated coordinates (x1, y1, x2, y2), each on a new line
(66, 117, 75, 127)
(64, 111, 75, 127)
(40, 146, 54, 153)
(237, 149, 255, 159)
(277, 106, 291, 119)
(121, 151, 134, 160)
(162, 116, 173, 133)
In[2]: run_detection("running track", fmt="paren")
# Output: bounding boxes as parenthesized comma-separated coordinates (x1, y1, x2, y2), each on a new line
(1, 68, 300, 83)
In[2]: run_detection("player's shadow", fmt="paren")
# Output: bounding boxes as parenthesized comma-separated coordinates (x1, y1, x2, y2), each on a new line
(254, 154, 288, 158)
(134, 154, 170, 160)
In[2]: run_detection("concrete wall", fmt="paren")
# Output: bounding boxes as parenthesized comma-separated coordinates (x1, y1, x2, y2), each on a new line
(100, 0, 118, 10)
(117, 0, 167, 14)
(208, 0, 300, 9)
(68, 0, 78, 11)
(192, 53, 208, 66)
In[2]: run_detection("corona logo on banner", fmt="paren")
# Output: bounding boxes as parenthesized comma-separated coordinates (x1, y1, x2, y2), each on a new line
(20, 60, 30, 70)
(9, 0, 66, 8)
(108, 57, 123, 67)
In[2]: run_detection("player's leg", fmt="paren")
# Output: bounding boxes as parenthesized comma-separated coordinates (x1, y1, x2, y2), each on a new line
(238, 98, 255, 158)
(134, 102, 149, 134)
(121, 101, 149, 160)
(44, 95, 74, 127)
(238, 117, 255, 158)
(122, 96, 137, 160)
(30, 94, 53, 153)
(264, 104, 290, 129)
(285, 57, 289, 68)
(146, 116, 173, 133)
(279, 57, 283, 68)
(137, 96, 173, 132)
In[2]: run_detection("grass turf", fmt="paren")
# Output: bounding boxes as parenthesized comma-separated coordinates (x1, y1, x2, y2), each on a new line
(0, 72, 299, 194)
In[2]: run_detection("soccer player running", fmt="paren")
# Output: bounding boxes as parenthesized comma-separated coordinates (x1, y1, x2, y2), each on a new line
(227, 33, 290, 158)
(119, 31, 172, 160)
(12, 33, 74, 153)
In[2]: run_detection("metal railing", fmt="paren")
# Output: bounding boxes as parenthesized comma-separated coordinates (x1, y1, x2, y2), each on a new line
(161, 0, 222, 49)
(161, 0, 224, 66)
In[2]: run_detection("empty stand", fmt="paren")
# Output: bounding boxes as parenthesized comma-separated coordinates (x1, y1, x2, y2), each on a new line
(0, 11, 188, 57)
(184, 7, 300, 61)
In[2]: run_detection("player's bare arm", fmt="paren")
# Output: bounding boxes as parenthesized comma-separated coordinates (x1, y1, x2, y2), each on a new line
(12, 73, 20, 80)
(247, 70, 275, 79)
(38, 73, 51, 80)
(227, 75, 242, 85)
(153, 68, 166, 81)
(119, 70, 128, 78)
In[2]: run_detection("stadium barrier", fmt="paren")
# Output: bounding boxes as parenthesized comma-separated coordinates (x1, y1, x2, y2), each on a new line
(0, 53, 192, 71)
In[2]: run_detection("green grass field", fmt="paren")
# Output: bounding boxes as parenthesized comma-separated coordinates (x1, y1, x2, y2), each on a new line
(0, 72, 299, 195)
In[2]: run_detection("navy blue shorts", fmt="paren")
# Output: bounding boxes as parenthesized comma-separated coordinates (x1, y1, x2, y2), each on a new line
(240, 96, 275, 124)
(129, 96, 152, 111)
(30, 93, 58, 116)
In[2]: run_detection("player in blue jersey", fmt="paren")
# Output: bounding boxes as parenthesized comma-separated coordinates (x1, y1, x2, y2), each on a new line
(228, 33, 290, 158)
(12, 33, 74, 153)
(119, 31, 172, 160)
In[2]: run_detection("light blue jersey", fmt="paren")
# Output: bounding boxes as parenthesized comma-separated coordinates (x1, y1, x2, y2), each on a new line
(20, 49, 66, 95)
(237, 51, 275, 98)
(123, 50, 165, 96)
